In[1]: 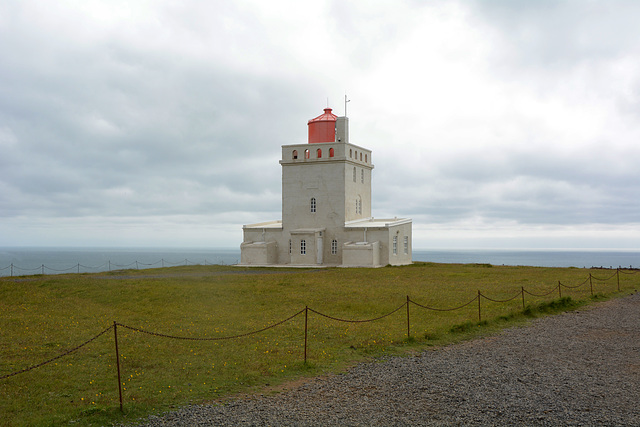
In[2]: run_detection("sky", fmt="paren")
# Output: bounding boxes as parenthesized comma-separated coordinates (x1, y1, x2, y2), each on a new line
(1, 0, 639, 250)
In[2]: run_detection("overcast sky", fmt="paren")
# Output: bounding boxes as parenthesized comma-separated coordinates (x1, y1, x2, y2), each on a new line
(1, 0, 639, 250)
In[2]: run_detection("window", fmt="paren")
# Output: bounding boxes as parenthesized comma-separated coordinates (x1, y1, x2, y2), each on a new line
(360, 152, 363, 161)
(404, 236, 409, 254)
(353, 167, 356, 182)
(300, 239, 306, 255)
(355, 150, 357, 159)
(349, 149, 352, 157)
(365, 154, 367, 163)
(329, 148, 334, 157)
(310, 197, 316, 213)
(331, 239, 338, 255)
(361, 169, 364, 183)
(355, 197, 362, 214)
(304, 149, 310, 159)
(289, 239, 292, 254)
(393, 236, 398, 255)
(317, 148, 322, 158)
(292, 150, 298, 159)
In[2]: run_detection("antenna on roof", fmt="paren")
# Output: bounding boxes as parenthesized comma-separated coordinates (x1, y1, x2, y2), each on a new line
(344, 93, 350, 117)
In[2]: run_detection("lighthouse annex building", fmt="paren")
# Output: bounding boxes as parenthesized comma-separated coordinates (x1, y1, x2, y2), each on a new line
(240, 107, 412, 267)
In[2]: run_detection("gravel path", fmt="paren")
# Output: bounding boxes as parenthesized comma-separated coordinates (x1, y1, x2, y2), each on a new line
(136, 292, 640, 426)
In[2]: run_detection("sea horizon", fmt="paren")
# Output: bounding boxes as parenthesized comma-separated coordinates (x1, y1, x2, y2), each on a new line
(1, 246, 639, 277)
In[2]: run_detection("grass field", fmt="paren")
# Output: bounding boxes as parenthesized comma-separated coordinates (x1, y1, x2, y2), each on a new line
(1, 262, 637, 426)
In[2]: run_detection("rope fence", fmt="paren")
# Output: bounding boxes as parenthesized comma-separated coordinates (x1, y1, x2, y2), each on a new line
(0, 257, 239, 277)
(1, 268, 638, 412)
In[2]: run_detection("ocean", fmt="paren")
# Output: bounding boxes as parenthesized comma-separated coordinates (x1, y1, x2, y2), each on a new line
(0, 247, 638, 277)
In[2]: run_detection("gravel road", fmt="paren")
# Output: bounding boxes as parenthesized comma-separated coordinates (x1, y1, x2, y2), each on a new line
(135, 292, 639, 426)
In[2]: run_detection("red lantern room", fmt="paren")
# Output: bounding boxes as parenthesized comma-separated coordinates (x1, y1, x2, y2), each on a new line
(308, 108, 337, 143)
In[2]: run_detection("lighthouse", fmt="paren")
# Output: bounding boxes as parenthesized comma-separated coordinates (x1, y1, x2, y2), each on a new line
(240, 107, 412, 267)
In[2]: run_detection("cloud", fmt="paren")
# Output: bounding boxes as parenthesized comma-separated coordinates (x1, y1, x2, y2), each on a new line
(0, 0, 639, 248)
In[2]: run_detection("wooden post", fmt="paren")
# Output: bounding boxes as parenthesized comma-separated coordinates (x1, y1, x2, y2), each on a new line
(589, 273, 593, 296)
(521, 287, 525, 310)
(558, 281, 562, 299)
(477, 290, 482, 322)
(617, 268, 620, 292)
(406, 295, 411, 339)
(304, 306, 308, 364)
(113, 322, 123, 412)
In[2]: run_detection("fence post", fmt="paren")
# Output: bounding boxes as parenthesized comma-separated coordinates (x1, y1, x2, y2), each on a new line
(304, 306, 308, 364)
(77, 263, 80, 274)
(521, 286, 525, 310)
(558, 281, 562, 299)
(477, 290, 482, 322)
(10, 263, 13, 277)
(406, 295, 411, 339)
(135, 261, 139, 270)
(41, 264, 44, 275)
(589, 273, 593, 296)
(617, 268, 620, 292)
(113, 321, 123, 412)
(109, 260, 111, 272)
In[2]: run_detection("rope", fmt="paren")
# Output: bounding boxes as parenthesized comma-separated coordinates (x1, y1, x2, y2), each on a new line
(410, 295, 479, 312)
(591, 271, 618, 281)
(559, 279, 587, 290)
(116, 308, 305, 341)
(0, 325, 113, 380)
(480, 291, 521, 303)
(308, 303, 406, 323)
(523, 286, 560, 297)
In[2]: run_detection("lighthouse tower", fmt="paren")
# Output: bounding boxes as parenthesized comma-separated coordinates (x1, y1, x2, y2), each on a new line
(240, 107, 412, 267)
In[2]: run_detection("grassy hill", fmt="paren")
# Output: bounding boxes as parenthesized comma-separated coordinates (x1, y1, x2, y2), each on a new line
(1, 262, 636, 426)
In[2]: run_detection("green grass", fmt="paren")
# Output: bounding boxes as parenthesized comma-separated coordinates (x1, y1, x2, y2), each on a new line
(0, 263, 637, 426)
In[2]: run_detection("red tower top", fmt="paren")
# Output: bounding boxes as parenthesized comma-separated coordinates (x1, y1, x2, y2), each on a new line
(307, 108, 337, 143)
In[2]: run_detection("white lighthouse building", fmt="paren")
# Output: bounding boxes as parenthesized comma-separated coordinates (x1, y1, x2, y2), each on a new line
(240, 107, 412, 267)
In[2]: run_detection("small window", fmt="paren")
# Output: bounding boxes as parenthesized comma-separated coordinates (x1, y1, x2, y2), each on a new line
(331, 239, 338, 255)
(360, 152, 363, 161)
(355, 150, 357, 159)
(310, 197, 316, 213)
(404, 236, 409, 254)
(289, 239, 292, 254)
(393, 236, 398, 255)
(358, 198, 362, 214)
(353, 167, 356, 182)
(365, 154, 367, 163)
(361, 169, 364, 183)
(292, 150, 298, 159)
(349, 149, 352, 157)
(300, 239, 306, 255)
(304, 149, 310, 159)
(329, 148, 334, 157)
(317, 148, 322, 158)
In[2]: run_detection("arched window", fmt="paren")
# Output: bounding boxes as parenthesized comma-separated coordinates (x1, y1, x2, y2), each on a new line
(317, 148, 322, 158)
(365, 154, 368, 163)
(360, 152, 363, 161)
(304, 149, 310, 159)
(349, 149, 352, 158)
(353, 167, 356, 182)
(292, 150, 298, 159)
(329, 148, 334, 157)
(310, 197, 316, 213)
(289, 239, 292, 254)
(300, 239, 306, 255)
(355, 150, 358, 160)
(331, 239, 338, 255)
